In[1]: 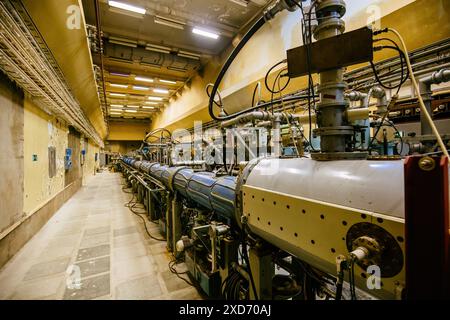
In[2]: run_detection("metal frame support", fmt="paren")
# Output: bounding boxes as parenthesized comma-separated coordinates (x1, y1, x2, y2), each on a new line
(404, 155, 449, 299)
(249, 246, 274, 300)
(165, 193, 174, 252)
(171, 192, 183, 257)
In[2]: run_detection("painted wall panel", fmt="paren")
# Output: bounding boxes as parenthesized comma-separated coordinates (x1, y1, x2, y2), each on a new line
(23, 97, 67, 214)
(0, 73, 24, 233)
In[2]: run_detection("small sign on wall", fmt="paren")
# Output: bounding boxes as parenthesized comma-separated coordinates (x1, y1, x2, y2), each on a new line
(32, 154, 38, 162)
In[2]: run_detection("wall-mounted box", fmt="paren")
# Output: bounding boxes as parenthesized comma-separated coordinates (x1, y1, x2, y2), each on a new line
(65, 148, 72, 170)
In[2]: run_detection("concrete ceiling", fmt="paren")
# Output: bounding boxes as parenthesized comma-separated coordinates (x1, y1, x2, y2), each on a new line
(81, 0, 270, 122)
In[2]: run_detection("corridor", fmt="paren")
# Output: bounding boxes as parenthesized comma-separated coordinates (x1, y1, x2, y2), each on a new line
(0, 172, 201, 300)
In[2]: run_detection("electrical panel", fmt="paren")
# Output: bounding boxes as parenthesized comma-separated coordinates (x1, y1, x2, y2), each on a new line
(65, 148, 72, 170)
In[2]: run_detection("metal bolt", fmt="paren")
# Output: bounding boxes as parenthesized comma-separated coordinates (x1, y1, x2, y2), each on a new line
(418, 156, 435, 171)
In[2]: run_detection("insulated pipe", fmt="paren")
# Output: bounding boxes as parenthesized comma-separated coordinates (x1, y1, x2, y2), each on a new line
(220, 111, 294, 128)
(419, 69, 450, 135)
(371, 86, 388, 116)
(346, 91, 367, 108)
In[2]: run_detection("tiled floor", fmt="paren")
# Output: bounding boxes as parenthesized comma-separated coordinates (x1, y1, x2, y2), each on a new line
(0, 172, 202, 300)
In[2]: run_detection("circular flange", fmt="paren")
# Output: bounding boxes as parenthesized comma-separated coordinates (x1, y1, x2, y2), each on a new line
(314, 126, 354, 136)
(315, 0, 346, 17)
(316, 101, 349, 110)
(313, 18, 346, 39)
(346, 222, 404, 278)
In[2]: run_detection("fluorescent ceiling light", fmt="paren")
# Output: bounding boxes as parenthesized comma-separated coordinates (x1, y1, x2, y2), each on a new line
(178, 53, 200, 60)
(146, 47, 170, 54)
(135, 76, 154, 83)
(178, 50, 201, 60)
(148, 96, 163, 101)
(153, 88, 169, 94)
(133, 86, 149, 91)
(192, 28, 219, 40)
(145, 101, 159, 105)
(110, 72, 129, 77)
(142, 106, 155, 109)
(229, 0, 248, 7)
(168, 66, 187, 72)
(110, 83, 128, 88)
(146, 44, 171, 54)
(110, 104, 124, 107)
(108, 1, 146, 15)
(159, 79, 177, 84)
(154, 16, 185, 30)
(110, 112, 122, 115)
(109, 37, 138, 48)
(127, 105, 140, 108)
(109, 93, 126, 97)
(110, 108, 123, 111)
(125, 109, 138, 113)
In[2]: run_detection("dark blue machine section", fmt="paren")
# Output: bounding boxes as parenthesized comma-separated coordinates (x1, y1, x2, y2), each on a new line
(211, 176, 236, 219)
(122, 158, 237, 221)
(173, 168, 194, 197)
(187, 173, 216, 211)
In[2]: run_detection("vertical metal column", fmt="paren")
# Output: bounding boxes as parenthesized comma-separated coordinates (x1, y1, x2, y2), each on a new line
(165, 193, 173, 252)
(404, 155, 449, 299)
(249, 246, 274, 300)
(171, 192, 183, 256)
(311, 0, 367, 160)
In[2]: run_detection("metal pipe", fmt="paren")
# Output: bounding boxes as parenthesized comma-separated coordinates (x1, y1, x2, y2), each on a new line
(419, 69, 450, 135)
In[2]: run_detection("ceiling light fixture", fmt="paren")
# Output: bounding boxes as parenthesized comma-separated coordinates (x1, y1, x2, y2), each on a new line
(159, 79, 177, 85)
(142, 106, 155, 109)
(110, 112, 122, 115)
(145, 101, 159, 105)
(135, 76, 154, 83)
(110, 72, 130, 77)
(108, 1, 146, 15)
(109, 36, 138, 48)
(133, 86, 149, 91)
(148, 96, 163, 101)
(127, 105, 140, 108)
(109, 93, 126, 97)
(229, 0, 248, 7)
(146, 44, 172, 54)
(178, 50, 201, 60)
(192, 28, 219, 40)
(178, 54, 200, 60)
(154, 16, 185, 30)
(110, 83, 128, 88)
(110, 104, 124, 108)
(125, 109, 138, 113)
(153, 88, 169, 94)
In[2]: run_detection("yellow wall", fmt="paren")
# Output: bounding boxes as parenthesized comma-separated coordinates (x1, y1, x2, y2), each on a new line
(152, 0, 450, 132)
(107, 121, 150, 141)
(23, 97, 68, 214)
(82, 139, 100, 186)
(105, 141, 142, 155)
(23, 96, 100, 213)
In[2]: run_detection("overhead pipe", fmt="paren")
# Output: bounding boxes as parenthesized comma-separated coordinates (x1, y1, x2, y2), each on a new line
(419, 69, 450, 135)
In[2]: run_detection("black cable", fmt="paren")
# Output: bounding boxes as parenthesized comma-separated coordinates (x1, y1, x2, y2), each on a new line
(241, 225, 258, 300)
(124, 192, 165, 241)
(251, 82, 260, 109)
(208, 16, 266, 121)
(371, 44, 409, 94)
(264, 60, 290, 95)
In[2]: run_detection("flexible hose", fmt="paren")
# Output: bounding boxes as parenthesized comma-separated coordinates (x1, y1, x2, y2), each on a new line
(208, 16, 266, 121)
(388, 28, 449, 160)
